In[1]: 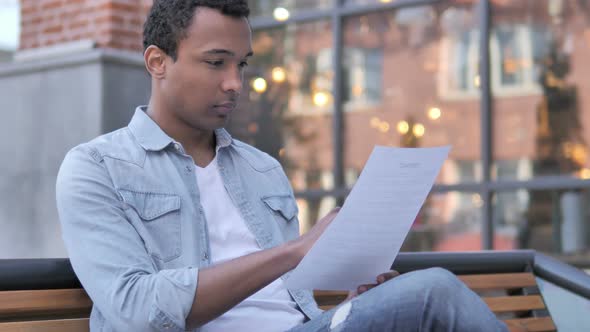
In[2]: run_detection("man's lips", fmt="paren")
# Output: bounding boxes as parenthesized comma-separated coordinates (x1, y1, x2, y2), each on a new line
(212, 102, 236, 115)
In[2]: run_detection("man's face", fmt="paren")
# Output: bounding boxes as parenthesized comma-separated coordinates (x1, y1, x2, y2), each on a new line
(160, 7, 252, 132)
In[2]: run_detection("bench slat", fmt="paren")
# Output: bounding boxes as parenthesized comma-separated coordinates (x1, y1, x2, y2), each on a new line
(458, 273, 537, 290)
(483, 295, 546, 313)
(314, 273, 543, 306)
(0, 318, 89, 332)
(313, 290, 347, 306)
(504, 317, 556, 332)
(0, 289, 92, 318)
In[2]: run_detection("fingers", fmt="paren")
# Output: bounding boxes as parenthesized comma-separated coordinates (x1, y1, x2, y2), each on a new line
(297, 207, 342, 257)
(351, 270, 401, 299)
(356, 283, 376, 295)
(316, 206, 341, 226)
(325, 206, 341, 219)
(376, 270, 400, 284)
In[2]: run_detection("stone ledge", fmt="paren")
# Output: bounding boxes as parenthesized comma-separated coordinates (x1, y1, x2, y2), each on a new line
(0, 48, 144, 78)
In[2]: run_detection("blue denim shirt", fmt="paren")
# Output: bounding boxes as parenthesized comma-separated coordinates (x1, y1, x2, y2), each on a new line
(56, 107, 322, 331)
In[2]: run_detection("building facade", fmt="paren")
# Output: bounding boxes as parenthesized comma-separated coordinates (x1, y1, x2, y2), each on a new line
(1, 0, 589, 262)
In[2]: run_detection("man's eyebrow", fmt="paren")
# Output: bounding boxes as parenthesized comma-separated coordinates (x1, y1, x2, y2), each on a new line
(203, 49, 254, 58)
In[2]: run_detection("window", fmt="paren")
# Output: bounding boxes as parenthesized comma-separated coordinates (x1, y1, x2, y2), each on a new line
(439, 23, 548, 99)
(490, 24, 547, 96)
(251, 0, 332, 18)
(343, 47, 383, 110)
(288, 46, 383, 114)
(438, 24, 479, 99)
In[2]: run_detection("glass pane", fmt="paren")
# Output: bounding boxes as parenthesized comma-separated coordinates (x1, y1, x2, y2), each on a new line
(537, 278, 590, 331)
(251, 0, 332, 19)
(298, 192, 485, 251)
(296, 196, 337, 234)
(493, 189, 590, 254)
(401, 192, 484, 252)
(228, 21, 334, 192)
(344, 0, 400, 5)
(492, 0, 590, 180)
(0, 0, 19, 58)
(342, 2, 482, 185)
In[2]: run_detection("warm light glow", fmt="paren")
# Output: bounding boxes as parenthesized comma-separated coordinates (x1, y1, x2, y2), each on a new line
(472, 193, 483, 207)
(503, 58, 519, 74)
(379, 0, 393, 3)
(474, 75, 481, 88)
(247, 122, 258, 133)
(271, 67, 286, 83)
(563, 142, 573, 157)
(580, 168, 590, 179)
(413, 123, 425, 137)
(571, 143, 587, 166)
(370, 117, 381, 128)
(379, 122, 390, 133)
(313, 91, 330, 107)
(273, 7, 290, 21)
(397, 121, 409, 135)
(251, 77, 267, 93)
(352, 84, 364, 97)
(428, 107, 441, 120)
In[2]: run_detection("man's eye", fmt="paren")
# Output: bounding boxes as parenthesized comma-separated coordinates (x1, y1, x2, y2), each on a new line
(206, 60, 224, 67)
(239, 61, 249, 69)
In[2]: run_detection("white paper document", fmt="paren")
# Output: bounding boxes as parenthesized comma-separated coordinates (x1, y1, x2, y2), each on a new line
(285, 146, 451, 290)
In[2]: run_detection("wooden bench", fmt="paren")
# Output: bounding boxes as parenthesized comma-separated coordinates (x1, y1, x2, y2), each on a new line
(0, 274, 554, 332)
(314, 272, 556, 332)
(3, 251, 584, 331)
(0, 259, 91, 332)
(0, 288, 91, 332)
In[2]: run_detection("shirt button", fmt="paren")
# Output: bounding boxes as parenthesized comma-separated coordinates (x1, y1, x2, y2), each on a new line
(174, 143, 181, 151)
(162, 322, 171, 329)
(185, 165, 192, 173)
(203, 252, 209, 260)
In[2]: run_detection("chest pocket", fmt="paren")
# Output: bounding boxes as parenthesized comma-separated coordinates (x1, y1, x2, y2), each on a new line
(262, 195, 298, 222)
(119, 189, 182, 262)
(262, 195, 300, 241)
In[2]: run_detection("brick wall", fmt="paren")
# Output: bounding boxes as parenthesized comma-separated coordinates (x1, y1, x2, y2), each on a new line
(20, 0, 153, 51)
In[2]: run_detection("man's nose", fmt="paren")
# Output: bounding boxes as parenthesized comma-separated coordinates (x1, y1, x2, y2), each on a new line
(222, 68, 243, 94)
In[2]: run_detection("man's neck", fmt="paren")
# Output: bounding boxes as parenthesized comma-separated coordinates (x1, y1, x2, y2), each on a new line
(186, 135, 217, 168)
(146, 101, 217, 168)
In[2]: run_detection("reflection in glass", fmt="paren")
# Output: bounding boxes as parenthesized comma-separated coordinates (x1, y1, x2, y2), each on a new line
(296, 197, 337, 234)
(227, 21, 334, 194)
(344, 0, 398, 5)
(492, 0, 590, 180)
(342, 2, 482, 185)
(401, 192, 487, 252)
(251, 0, 332, 18)
(494, 190, 589, 255)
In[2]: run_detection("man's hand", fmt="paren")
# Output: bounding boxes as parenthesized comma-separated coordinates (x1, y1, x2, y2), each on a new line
(293, 207, 340, 260)
(346, 270, 401, 300)
(187, 208, 341, 328)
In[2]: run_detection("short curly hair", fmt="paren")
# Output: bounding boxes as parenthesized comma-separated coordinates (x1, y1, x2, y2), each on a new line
(143, 0, 250, 61)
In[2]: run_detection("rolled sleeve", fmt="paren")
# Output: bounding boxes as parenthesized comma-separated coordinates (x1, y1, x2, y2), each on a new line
(56, 145, 198, 331)
(150, 268, 200, 331)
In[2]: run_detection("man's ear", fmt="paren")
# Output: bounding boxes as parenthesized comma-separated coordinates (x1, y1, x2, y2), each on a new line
(144, 45, 168, 79)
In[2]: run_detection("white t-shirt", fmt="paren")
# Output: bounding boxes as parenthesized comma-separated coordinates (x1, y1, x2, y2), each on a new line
(196, 157, 305, 332)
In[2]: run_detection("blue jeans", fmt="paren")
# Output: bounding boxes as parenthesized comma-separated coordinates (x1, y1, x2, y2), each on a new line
(289, 268, 509, 332)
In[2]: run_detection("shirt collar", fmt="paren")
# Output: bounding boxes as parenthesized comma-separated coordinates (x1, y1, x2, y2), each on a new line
(214, 128, 233, 151)
(128, 106, 233, 152)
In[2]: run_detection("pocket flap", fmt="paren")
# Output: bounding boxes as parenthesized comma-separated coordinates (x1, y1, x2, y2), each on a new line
(119, 189, 181, 221)
(262, 195, 298, 221)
